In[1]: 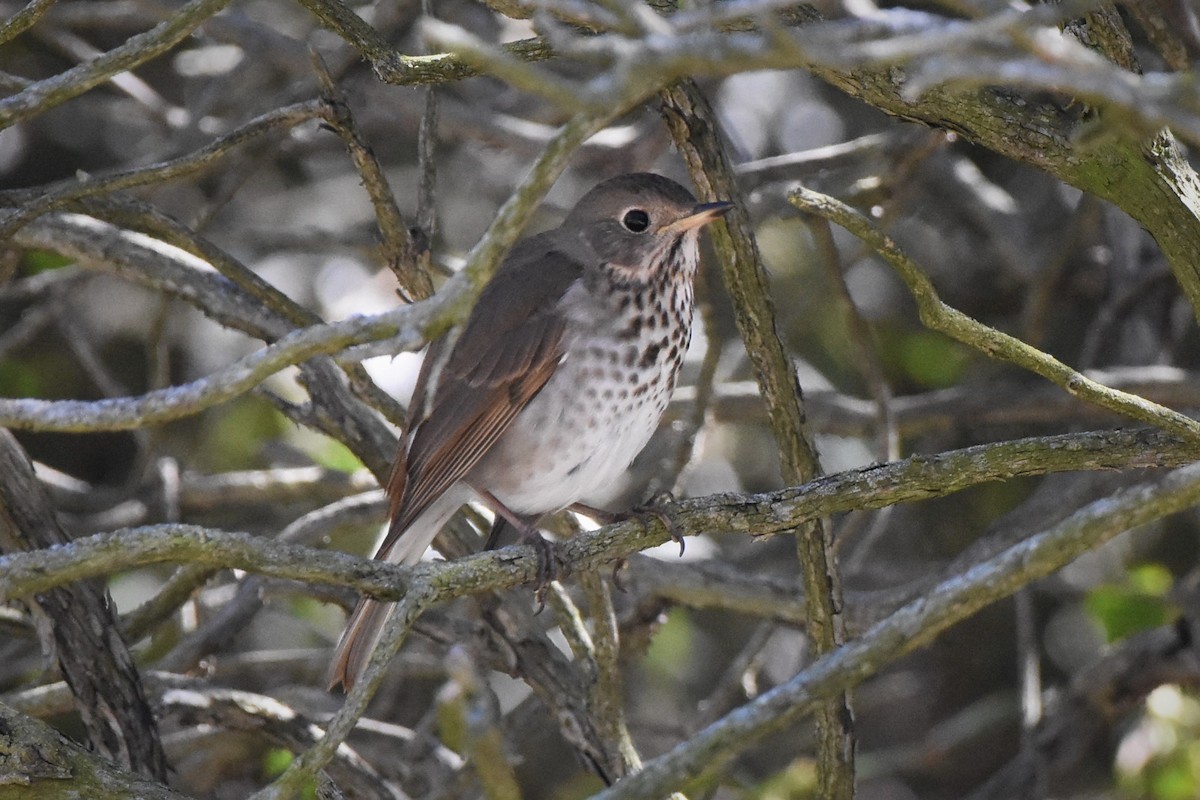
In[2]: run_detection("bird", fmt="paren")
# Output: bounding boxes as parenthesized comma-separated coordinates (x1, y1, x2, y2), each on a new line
(328, 172, 732, 691)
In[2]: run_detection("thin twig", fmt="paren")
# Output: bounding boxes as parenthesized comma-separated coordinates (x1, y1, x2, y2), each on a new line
(0, 101, 325, 241)
(416, 87, 439, 251)
(0, 303, 436, 432)
(252, 579, 436, 800)
(787, 186, 1200, 443)
(436, 647, 522, 799)
(311, 52, 432, 302)
(669, 367, 1200, 439)
(0, 0, 58, 46)
(805, 214, 897, 462)
(665, 255, 728, 496)
(580, 571, 644, 779)
(122, 564, 217, 642)
(420, 18, 585, 110)
(0, 0, 234, 130)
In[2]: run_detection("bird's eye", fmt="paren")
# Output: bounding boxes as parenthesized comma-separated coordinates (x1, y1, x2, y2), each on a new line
(621, 209, 650, 233)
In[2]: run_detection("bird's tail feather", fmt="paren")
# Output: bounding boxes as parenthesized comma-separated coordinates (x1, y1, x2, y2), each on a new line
(327, 485, 470, 691)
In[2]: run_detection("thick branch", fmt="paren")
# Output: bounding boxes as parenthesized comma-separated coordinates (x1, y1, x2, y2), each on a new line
(0, 431, 167, 780)
(0, 703, 188, 800)
(594, 459, 1200, 799)
(2, 429, 1194, 604)
(661, 79, 853, 798)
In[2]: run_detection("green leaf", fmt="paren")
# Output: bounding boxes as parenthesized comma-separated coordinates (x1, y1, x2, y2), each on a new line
(309, 438, 363, 472)
(261, 748, 293, 778)
(1086, 565, 1177, 643)
(22, 249, 73, 274)
(645, 608, 693, 680)
(1149, 754, 1199, 800)
(0, 360, 41, 398)
(261, 750, 317, 799)
(1130, 563, 1174, 596)
(896, 330, 970, 389)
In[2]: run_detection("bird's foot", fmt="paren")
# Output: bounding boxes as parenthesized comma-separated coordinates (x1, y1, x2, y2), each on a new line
(570, 493, 685, 556)
(610, 557, 629, 593)
(475, 491, 565, 608)
(524, 530, 566, 612)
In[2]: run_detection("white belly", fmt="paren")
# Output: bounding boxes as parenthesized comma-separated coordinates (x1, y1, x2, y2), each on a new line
(472, 314, 687, 514)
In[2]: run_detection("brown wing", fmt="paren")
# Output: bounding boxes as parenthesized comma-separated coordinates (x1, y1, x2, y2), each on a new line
(377, 234, 586, 559)
(382, 331, 450, 522)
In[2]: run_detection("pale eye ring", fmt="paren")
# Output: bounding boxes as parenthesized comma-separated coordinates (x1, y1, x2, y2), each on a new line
(621, 209, 650, 233)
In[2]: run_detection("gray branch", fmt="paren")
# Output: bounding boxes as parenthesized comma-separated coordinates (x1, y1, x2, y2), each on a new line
(593, 459, 1200, 799)
(2, 429, 1194, 605)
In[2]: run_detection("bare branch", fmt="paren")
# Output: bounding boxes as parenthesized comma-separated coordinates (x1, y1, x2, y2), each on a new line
(0, 101, 326, 239)
(661, 78, 853, 797)
(0, 303, 433, 431)
(788, 186, 1200, 442)
(311, 54, 432, 301)
(0, 430, 167, 779)
(0, 0, 57, 46)
(0, 0, 233, 129)
(592, 459, 1200, 799)
(0, 704, 189, 800)
(2, 429, 1194, 604)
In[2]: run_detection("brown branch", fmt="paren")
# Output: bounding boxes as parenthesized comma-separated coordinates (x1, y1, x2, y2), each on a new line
(311, 52, 433, 302)
(0, 430, 167, 780)
(3, 428, 1189, 604)
(788, 186, 1200, 442)
(0, 0, 233, 129)
(0, 703, 187, 800)
(661, 78, 854, 798)
(594, 459, 1200, 799)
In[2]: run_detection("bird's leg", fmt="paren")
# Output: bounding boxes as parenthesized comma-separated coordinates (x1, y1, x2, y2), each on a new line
(570, 493, 685, 556)
(481, 516, 508, 552)
(476, 491, 563, 607)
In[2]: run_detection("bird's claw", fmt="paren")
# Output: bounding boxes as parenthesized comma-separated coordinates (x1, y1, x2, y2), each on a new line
(611, 557, 629, 592)
(527, 532, 566, 612)
(631, 493, 684, 557)
(571, 495, 685, 556)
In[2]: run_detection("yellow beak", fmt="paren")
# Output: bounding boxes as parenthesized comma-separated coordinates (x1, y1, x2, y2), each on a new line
(665, 201, 734, 233)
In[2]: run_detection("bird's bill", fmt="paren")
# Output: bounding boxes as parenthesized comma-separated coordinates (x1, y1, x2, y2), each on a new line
(665, 200, 735, 233)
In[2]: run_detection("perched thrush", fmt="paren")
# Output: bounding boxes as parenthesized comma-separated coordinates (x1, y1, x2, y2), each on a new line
(329, 173, 732, 690)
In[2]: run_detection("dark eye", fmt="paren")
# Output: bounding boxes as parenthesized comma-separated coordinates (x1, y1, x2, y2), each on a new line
(621, 209, 650, 233)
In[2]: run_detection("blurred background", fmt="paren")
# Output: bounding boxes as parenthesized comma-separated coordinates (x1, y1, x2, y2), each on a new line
(2, 1, 1199, 798)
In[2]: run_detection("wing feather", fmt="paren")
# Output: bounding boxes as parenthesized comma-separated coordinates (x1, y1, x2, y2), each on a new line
(376, 235, 584, 560)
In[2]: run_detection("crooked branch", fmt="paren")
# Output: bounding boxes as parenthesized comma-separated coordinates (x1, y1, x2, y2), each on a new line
(788, 186, 1200, 443)
(0, 305, 435, 432)
(595, 458, 1200, 798)
(2, 428, 1195, 604)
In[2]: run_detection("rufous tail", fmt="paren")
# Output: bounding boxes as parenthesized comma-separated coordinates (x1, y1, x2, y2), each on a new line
(326, 487, 469, 691)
